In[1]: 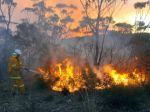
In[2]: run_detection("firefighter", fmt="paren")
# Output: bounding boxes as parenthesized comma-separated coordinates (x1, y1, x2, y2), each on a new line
(8, 49, 25, 95)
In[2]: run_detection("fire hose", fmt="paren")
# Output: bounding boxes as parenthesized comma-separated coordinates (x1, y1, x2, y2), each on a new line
(23, 68, 43, 76)
(25, 68, 40, 74)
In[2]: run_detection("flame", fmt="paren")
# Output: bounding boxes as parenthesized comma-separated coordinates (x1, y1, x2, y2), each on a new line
(38, 58, 85, 93)
(103, 65, 145, 86)
(37, 59, 146, 93)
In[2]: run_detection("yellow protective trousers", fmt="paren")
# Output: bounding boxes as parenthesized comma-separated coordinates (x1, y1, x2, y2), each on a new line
(9, 76, 25, 94)
(8, 55, 25, 94)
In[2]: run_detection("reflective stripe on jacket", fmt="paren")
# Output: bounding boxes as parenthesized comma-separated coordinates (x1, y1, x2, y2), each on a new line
(9, 77, 22, 79)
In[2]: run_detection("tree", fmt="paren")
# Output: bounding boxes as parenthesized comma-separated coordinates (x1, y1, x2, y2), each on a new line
(130, 33, 150, 83)
(79, 0, 127, 67)
(0, 0, 17, 32)
(25, 1, 76, 40)
(132, 1, 150, 77)
(134, 1, 150, 33)
(114, 22, 133, 34)
(14, 22, 50, 68)
(17, 1, 77, 68)
(21, 7, 35, 23)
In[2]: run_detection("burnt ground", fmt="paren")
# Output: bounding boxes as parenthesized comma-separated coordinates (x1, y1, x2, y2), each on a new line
(1, 81, 150, 112)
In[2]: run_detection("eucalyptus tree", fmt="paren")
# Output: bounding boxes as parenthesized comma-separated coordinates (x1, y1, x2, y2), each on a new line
(17, 1, 77, 67)
(79, 0, 127, 67)
(134, 1, 150, 32)
(114, 22, 133, 34)
(0, 0, 17, 32)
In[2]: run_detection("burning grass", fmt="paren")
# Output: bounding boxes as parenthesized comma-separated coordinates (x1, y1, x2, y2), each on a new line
(37, 58, 146, 93)
(38, 58, 85, 93)
(102, 65, 145, 86)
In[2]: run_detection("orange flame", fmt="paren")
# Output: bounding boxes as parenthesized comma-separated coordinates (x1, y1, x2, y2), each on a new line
(103, 65, 145, 86)
(37, 59, 146, 93)
(38, 58, 85, 93)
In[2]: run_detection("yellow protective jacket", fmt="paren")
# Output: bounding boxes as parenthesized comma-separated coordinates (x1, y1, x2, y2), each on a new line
(8, 55, 23, 79)
(8, 55, 25, 94)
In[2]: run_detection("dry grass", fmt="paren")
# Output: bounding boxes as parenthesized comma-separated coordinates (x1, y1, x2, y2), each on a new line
(1, 82, 150, 112)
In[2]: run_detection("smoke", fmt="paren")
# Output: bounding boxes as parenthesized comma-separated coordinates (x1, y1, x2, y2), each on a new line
(0, 30, 16, 80)
(58, 31, 132, 67)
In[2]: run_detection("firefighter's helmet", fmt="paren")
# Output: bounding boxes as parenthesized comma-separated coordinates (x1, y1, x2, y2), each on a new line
(14, 49, 22, 55)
